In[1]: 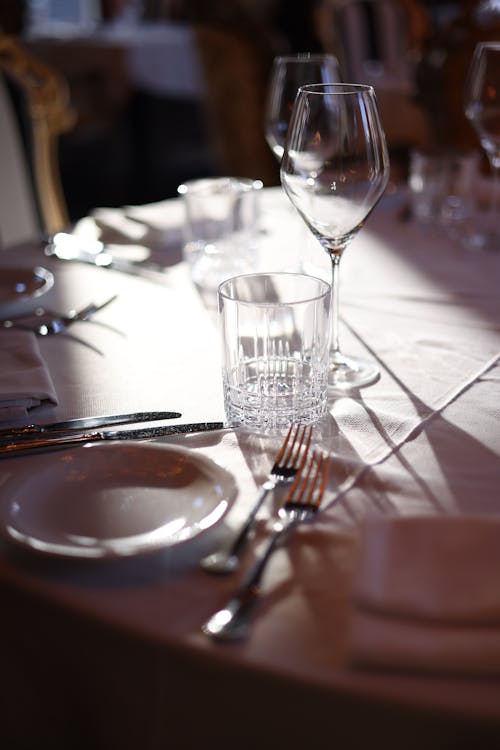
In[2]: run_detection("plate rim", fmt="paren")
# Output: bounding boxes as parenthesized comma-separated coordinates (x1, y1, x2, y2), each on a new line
(0, 440, 237, 560)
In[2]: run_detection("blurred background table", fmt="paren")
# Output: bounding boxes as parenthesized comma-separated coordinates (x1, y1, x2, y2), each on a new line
(24, 21, 219, 217)
(11, 0, 497, 226)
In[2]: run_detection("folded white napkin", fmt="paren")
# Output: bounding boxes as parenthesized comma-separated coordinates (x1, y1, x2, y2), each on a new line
(0, 330, 58, 424)
(348, 515, 500, 676)
(86, 200, 185, 250)
(71, 202, 185, 269)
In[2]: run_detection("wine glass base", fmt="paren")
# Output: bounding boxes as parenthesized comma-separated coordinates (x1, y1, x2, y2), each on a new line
(328, 354, 379, 391)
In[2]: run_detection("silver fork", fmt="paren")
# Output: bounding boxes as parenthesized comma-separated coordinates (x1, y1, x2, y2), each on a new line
(1, 295, 117, 336)
(202, 448, 330, 641)
(200, 423, 313, 574)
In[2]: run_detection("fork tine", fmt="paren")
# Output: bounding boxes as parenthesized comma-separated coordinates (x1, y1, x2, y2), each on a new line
(286, 447, 315, 500)
(291, 424, 313, 470)
(315, 452, 330, 508)
(277, 423, 312, 470)
(200, 422, 314, 575)
(273, 423, 294, 466)
(287, 449, 330, 508)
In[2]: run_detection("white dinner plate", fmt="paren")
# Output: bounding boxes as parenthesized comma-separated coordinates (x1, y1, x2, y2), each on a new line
(0, 442, 237, 559)
(0, 266, 54, 318)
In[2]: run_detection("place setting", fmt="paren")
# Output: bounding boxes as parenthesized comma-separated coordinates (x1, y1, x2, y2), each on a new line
(0, 79, 392, 500)
(0, 72, 493, 581)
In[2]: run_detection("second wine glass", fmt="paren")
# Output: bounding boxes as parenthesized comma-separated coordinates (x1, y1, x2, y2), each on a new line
(265, 53, 341, 163)
(265, 54, 341, 274)
(281, 83, 390, 390)
(464, 41, 500, 252)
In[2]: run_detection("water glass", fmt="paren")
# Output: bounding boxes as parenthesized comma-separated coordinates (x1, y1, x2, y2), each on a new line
(219, 273, 331, 429)
(178, 177, 262, 293)
(439, 151, 480, 239)
(408, 150, 479, 231)
(408, 150, 448, 225)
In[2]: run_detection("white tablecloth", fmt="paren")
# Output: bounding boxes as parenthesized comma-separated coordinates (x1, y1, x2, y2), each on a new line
(0, 188, 499, 748)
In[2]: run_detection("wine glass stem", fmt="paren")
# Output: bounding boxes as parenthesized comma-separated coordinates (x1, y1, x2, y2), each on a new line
(330, 253, 342, 357)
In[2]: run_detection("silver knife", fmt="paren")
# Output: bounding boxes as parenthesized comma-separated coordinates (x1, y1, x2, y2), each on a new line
(0, 411, 182, 439)
(0, 422, 229, 457)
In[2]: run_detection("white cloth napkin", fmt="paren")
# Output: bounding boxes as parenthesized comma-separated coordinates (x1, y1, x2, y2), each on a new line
(348, 515, 500, 676)
(82, 199, 185, 251)
(71, 201, 185, 269)
(0, 330, 58, 424)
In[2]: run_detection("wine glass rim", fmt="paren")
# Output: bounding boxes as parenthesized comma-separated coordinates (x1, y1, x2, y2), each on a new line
(299, 83, 374, 95)
(218, 272, 331, 306)
(475, 41, 500, 52)
(273, 53, 339, 64)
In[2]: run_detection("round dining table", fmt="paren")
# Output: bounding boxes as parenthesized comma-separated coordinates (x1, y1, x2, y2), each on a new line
(0, 186, 499, 749)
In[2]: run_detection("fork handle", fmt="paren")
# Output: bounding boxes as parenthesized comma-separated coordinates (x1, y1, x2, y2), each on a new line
(201, 519, 293, 641)
(200, 479, 276, 574)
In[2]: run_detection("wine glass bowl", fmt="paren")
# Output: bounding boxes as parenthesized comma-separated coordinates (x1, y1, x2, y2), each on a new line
(281, 83, 390, 390)
(464, 42, 500, 251)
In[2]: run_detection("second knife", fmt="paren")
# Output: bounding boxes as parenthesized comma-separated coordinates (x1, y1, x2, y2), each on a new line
(0, 411, 182, 439)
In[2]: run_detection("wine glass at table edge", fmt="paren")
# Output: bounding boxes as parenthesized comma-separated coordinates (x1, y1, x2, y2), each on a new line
(464, 42, 500, 251)
(264, 53, 342, 163)
(281, 83, 390, 390)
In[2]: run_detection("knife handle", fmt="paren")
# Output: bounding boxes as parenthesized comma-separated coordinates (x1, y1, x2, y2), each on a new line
(0, 431, 102, 455)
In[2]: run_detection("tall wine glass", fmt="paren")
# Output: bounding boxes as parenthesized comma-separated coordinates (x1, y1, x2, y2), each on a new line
(265, 53, 341, 163)
(464, 42, 500, 251)
(281, 83, 390, 390)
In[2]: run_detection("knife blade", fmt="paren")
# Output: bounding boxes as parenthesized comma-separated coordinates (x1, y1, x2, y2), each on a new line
(0, 411, 182, 439)
(0, 422, 229, 457)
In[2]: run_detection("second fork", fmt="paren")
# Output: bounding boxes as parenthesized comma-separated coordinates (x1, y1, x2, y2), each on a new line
(202, 448, 330, 641)
(200, 423, 313, 575)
